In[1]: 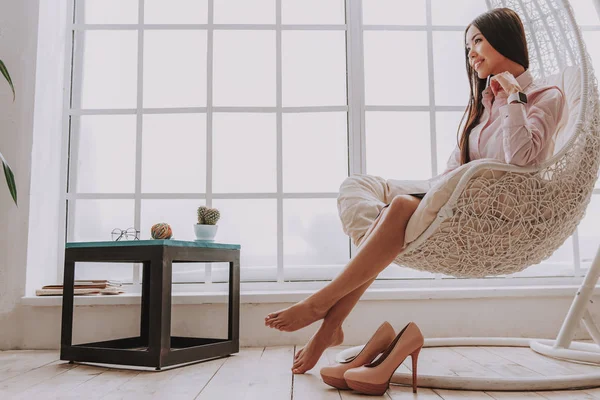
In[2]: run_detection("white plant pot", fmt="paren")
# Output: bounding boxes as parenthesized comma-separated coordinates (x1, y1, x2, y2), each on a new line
(194, 224, 218, 241)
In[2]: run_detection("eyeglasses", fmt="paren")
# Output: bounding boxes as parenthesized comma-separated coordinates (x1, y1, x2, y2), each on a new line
(111, 227, 140, 241)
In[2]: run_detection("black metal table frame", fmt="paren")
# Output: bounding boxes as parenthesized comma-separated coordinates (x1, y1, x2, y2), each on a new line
(60, 244, 240, 370)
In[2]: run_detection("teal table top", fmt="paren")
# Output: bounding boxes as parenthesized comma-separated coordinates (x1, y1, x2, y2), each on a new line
(66, 239, 240, 250)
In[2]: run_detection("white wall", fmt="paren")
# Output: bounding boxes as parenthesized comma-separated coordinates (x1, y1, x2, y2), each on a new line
(0, 0, 41, 347)
(15, 294, 600, 349)
(24, 0, 68, 298)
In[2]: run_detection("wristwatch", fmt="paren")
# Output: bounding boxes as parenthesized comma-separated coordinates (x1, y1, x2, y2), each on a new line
(508, 91, 528, 104)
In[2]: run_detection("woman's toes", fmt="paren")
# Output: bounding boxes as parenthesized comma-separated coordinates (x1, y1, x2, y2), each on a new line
(292, 362, 304, 373)
(293, 355, 305, 368)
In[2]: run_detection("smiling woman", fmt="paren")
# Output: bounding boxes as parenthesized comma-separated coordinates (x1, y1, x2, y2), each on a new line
(457, 8, 532, 167)
(0, 59, 17, 206)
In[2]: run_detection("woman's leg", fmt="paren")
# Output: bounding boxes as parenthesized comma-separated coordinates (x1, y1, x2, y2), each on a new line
(290, 204, 394, 373)
(290, 277, 376, 374)
(265, 195, 421, 332)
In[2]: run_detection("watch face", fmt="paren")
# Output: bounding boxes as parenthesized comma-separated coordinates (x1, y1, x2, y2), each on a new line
(518, 92, 528, 104)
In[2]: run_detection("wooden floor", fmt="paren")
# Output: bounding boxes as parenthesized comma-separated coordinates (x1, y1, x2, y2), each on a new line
(1, 346, 600, 399)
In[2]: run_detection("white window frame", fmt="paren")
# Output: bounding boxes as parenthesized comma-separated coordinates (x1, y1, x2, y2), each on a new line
(57, 0, 600, 291)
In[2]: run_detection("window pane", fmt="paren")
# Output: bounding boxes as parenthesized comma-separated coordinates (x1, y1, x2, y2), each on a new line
(142, 114, 206, 193)
(144, 30, 207, 108)
(144, 0, 208, 24)
(212, 199, 277, 281)
(282, 0, 345, 24)
(571, 0, 600, 25)
(283, 199, 349, 274)
(435, 112, 462, 175)
(430, 0, 487, 26)
(213, 31, 275, 107)
(362, 0, 426, 25)
(75, 115, 137, 193)
(364, 32, 429, 106)
(75, 31, 137, 109)
(377, 262, 436, 279)
(283, 112, 348, 192)
(214, 0, 275, 24)
(141, 199, 207, 283)
(75, 0, 138, 24)
(578, 195, 600, 270)
(73, 200, 135, 241)
(72, 199, 135, 282)
(282, 31, 347, 107)
(213, 113, 276, 193)
(366, 112, 431, 179)
(73, 262, 134, 282)
(433, 31, 471, 106)
(140, 200, 201, 241)
(511, 238, 575, 277)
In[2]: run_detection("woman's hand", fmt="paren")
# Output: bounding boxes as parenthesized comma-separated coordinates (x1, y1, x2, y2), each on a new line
(490, 71, 522, 95)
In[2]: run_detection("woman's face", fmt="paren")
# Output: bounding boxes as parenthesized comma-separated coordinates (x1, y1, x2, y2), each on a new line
(465, 25, 504, 79)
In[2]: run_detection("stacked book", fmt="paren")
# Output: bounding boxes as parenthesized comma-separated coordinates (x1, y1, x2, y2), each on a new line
(36, 280, 125, 296)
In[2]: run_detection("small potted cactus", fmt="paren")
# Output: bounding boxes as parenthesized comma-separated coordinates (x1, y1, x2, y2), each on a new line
(194, 206, 220, 241)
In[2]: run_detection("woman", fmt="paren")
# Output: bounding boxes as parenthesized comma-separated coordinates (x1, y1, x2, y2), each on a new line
(265, 7, 566, 375)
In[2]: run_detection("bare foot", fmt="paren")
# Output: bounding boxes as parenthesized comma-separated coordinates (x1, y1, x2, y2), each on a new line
(292, 325, 344, 374)
(264, 300, 329, 332)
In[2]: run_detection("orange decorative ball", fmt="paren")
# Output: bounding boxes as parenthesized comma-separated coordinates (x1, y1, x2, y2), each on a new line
(151, 223, 173, 239)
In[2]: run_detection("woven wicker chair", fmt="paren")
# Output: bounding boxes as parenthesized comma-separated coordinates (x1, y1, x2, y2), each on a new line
(338, 0, 600, 390)
(396, 0, 599, 279)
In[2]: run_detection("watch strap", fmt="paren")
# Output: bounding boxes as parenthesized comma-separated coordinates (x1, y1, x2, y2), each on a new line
(508, 91, 528, 104)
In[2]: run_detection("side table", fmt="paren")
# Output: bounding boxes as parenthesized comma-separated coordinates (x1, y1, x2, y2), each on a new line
(60, 239, 240, 370)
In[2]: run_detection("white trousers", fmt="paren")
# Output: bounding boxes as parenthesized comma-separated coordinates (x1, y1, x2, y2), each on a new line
(336, 174, 431, 247)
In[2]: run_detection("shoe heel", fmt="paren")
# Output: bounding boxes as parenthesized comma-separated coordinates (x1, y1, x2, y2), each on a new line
(411, 347, 422, 393)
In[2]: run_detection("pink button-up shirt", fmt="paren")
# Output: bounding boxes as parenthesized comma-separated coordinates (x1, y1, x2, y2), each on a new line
(443, 69, 566, 175)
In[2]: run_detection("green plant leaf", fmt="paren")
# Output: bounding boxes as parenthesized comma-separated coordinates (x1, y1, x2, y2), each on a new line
(0, 59, 15, 100)
(0, 150, 17, 206)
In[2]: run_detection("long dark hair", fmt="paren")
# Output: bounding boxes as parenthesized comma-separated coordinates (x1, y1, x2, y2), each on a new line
(458, 8, 529, 164)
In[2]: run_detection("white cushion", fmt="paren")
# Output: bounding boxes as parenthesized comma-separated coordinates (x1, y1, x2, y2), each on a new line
(542, 66, 582, 156)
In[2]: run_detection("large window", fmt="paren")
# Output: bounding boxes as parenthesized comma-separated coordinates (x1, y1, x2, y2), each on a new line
(64, 0, 600, 287)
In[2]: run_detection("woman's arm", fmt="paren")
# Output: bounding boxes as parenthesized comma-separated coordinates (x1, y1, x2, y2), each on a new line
(499, 86, 566, 166)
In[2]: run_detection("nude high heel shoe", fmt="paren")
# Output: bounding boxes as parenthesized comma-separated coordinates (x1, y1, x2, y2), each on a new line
(319, 321, 396, 390)
(343, 322, 424, 396)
